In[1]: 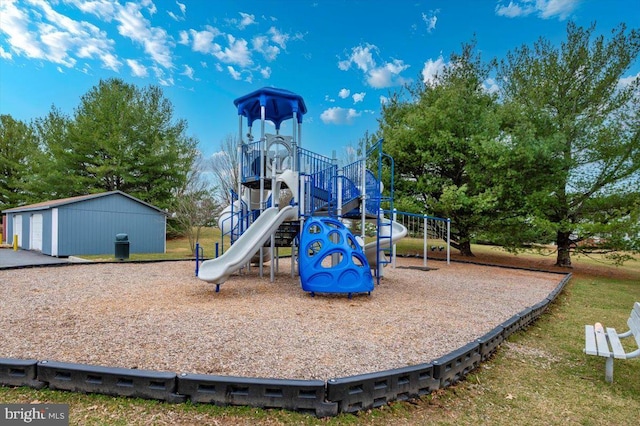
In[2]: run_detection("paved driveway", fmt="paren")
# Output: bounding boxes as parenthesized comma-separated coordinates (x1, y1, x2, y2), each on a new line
(0, 248, 69, 268)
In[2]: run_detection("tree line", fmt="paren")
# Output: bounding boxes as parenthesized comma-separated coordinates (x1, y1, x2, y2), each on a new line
(378, 22, 640, 266)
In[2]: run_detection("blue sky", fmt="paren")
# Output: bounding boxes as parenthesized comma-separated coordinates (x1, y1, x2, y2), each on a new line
(1, 0, 639, 160)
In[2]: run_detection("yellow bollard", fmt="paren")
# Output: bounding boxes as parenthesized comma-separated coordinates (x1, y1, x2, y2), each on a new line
(13, 234, 18, 251)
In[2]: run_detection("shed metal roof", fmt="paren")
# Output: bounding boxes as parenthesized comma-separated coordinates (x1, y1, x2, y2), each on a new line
(2, 191, 166, 215)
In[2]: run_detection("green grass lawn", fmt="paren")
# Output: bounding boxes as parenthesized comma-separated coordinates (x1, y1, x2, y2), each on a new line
(2, 236, 639, 425)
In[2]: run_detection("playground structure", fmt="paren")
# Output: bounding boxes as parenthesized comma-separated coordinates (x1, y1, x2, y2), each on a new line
(197, 87, 448, 295)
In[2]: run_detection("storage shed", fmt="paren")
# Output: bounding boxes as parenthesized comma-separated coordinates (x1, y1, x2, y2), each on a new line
(2, 191, 166, 257)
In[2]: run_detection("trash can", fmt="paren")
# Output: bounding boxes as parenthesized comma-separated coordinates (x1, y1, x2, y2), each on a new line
(115, 233, 129, 260)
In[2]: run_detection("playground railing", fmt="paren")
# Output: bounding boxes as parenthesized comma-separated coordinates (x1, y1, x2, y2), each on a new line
(364, 169, 382, 216)
(301, 165, 337, 217)
(384, 209, 451, 266)
(241, 140, 262, 183)
(341, 160, 363, 209)
(297, 147, 333, 175)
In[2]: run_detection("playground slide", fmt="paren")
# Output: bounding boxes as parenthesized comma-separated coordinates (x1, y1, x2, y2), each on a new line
(364, 219, 408, 267)
(198, 205, 298, 285)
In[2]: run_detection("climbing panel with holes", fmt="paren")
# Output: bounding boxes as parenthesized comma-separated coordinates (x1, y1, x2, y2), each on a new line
(298, 217, 373, 296)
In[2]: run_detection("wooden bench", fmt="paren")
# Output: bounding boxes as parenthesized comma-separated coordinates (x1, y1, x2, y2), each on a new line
(584, 301, 640, 383)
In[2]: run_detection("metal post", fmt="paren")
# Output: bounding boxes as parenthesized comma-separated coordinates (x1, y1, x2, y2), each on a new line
(605, 356, 614, 383)
(423, 215, 428, 267)
(392, 209, 398, 268)
(337, 168, 343, 219)
(270, 234, 275, 282)
(447, 218, 451, 265)
(360, 156, 366, 241)
(238, 116, 243, 223)
(195, 242, 200, 276)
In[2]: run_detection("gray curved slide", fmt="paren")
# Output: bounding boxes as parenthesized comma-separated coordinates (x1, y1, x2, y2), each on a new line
(198, 205, 298, 285)
(364, 219, 408, 267)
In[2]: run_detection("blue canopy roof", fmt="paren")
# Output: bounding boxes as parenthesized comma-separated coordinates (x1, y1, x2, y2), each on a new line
(233, 87, 307, 129)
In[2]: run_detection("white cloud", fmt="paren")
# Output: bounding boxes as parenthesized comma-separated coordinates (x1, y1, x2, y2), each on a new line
(338, 88, 350, 98)
(176, 1, 186, 14)
(0, 0, 44, 60)
(260, 66, 271, 78)
(190, 27, 221, 54)
(189, 28, 252, 67)
(115, 2, 173, 69)
(422, 10, 439, 33)
(167, 11, 180, 21)
(367, 59, 410, 88)
(238, 12, 256, 29)
(320, 107, 361, 125)
(178, 30, 189, 45)
(379, 95, 389, 105)
(200, 61, 208, 68)
(70, 0, 116, 17)
(495, 0, 581, 20)
(127, 58, 148, 77)
(151, 65, 173, 86)
(618, 72, 639, 89)
(422, 55, 446, 85)
(339, 43, 410, 88)
(0, 0, 121, 71)
(142, 0, 156, 15)
(268, 26, 289, 49)
(227, 65, 242, 80)
(338, 43, 376, 72)
(252, 35, 280, 61)
(0, 46, 12, 59)
(214, 34, 252, 67)
(352, 92, 365, 103)
(483, 77, 500, 94)
(181, 64, 195, 79)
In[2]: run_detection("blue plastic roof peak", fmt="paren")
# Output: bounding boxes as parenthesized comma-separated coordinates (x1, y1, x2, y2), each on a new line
(233, 87, 307, 129)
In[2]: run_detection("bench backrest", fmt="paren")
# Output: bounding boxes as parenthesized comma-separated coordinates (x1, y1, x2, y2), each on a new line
(629, 302, 640, 348)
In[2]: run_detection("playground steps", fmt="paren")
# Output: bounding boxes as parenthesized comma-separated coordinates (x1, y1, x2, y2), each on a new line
(273, 221, 299, 247)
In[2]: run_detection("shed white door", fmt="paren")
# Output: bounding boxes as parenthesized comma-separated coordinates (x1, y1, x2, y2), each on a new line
(12, 214, 22, 248)
(30, 214, 43, 251)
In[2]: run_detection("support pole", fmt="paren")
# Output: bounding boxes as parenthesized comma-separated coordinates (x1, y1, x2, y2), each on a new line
(259, 105, 266, 278)
(392, 209, 398, 268)
(447, 218, 451, 265)
(605, 356, 614, 383)
(423, 215, 428, 268)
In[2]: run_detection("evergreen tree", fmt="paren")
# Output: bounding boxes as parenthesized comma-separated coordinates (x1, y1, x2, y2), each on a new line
(0, 114, 37, 210)
(379, 42, 501, 256)
(499, 22, 640, 266)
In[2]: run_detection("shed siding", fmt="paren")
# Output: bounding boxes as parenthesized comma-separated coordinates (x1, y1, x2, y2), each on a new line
(40, 210, 53, 255)
(56, 193, 165, 256)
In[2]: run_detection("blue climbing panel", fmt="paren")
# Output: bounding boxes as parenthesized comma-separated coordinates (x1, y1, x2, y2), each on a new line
(298, 217, 373, 296)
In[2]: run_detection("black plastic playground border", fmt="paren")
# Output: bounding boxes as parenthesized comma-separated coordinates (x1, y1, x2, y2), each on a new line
(1, 259, 572, 418)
